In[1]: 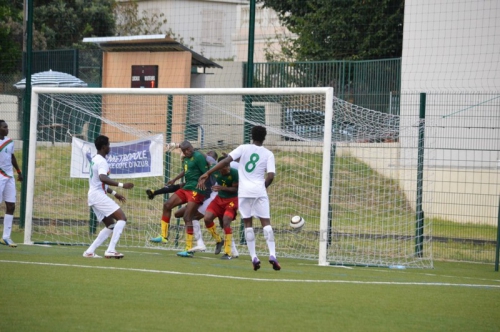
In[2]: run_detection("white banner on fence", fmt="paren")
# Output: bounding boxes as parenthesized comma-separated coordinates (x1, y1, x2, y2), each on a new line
(70, 134, 164, 179)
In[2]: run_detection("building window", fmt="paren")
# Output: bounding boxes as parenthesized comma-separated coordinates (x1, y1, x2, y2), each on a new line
(201, 10, 224, 46)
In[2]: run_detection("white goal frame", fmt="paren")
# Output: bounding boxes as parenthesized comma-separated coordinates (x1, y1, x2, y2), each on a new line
(25, 86, 334, 266)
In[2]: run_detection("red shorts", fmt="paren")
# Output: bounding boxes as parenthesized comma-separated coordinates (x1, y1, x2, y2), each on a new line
(175, 188, 205, 205)
(206, 195, 238, 221)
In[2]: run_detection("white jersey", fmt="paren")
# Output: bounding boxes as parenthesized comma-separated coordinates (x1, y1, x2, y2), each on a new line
(88, 154, 110, 205)
(0, 136, 15, 178)
(230, 161, 239, 169)
(229, 144, 275, 198)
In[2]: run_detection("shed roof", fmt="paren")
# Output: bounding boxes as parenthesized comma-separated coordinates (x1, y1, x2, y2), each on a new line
(83, 35, 222, 69)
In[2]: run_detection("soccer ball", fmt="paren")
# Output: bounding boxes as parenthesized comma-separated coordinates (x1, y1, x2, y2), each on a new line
(290, 215, 305, 230)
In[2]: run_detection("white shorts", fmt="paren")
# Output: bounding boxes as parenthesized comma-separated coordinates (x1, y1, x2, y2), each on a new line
(238, 197, 270, 219)
(0, 177, 16, 204)
(198, 191, 217, 215)
(90, 195, 120, 222)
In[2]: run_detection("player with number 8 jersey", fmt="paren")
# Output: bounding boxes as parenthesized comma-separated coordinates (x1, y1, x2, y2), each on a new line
(198, 126, 280, 271)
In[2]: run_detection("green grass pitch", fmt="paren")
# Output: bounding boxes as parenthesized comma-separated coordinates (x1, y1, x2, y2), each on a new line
(1, 232, 499, 332)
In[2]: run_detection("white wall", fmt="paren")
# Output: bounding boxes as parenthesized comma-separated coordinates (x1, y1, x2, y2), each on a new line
(399, 1, 500, 224)
(134, 0, 247, 60)
(401, 0, 500, 91)
(0, 94, 21, 140)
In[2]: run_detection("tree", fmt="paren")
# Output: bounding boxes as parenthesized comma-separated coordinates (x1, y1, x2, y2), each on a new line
(259, 0, 404, 61)
(0, 1, 22, 74)
(34, 0, 115, 49)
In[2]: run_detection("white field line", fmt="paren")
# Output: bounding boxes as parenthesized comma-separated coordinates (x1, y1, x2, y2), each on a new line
(1, 260, 499, 288)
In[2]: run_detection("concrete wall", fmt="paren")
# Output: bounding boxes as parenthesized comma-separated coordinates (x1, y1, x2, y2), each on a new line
(0, 95, 21, 140)
(335, 142, 500, 225)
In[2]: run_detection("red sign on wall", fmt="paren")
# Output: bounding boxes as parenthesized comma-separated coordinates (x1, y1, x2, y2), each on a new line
(131, 65, 158, 88)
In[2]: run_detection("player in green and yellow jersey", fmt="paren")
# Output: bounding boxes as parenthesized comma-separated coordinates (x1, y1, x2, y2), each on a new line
(203, 157, 239, 259)
(150, 140, 208, 257)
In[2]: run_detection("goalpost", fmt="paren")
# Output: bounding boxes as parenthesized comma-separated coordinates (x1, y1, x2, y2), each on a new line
(24, 86, 433, 268)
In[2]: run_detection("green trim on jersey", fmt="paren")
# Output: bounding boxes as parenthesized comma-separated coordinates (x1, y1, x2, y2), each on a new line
(182, 151, 208, 193)
(212, 167, 238, 198)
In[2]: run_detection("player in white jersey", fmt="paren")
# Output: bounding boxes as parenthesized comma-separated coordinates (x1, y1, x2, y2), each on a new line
(0, 120, 23, 247)
(198, 126, 280, 271)
(83, 135, 134, 259)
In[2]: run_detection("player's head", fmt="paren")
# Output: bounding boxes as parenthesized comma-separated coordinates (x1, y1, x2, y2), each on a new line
(251, 126, 267, 142)
(207, 150, 218, 160)
(94, 135, 110, 154)
(179, 140, 194, 158)
(218, 156, 231, 175)
(0, 120, 7, 137)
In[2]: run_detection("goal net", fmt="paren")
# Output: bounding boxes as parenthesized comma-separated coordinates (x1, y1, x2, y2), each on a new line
(25, 87, 433, 268)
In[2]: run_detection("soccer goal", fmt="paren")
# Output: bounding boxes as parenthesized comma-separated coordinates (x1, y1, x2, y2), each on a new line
(24, 87, 432, 268)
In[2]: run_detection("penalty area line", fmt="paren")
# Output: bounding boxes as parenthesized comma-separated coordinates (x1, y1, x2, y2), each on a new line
(1, 259, 499, 288)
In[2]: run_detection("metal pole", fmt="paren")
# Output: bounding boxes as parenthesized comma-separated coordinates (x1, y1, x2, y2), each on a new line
(495, 196, 500, 271)
(240, 0, 256, 244)
(246, 0, 255, 89)
(243, 0, 256, 143)
(415, 93, 426, 257)
(20, 0, 33, 229)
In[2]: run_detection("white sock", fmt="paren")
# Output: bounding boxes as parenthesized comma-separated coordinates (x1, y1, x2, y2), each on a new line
(263, 225, 276, 257)
(106, 220, 126, 253)
(245, 227, 257, 260)
(192, 220, 205, 247)
(2, 214, 14, 239)
(86, 227, 112, 254)
(231, 237, 239, 257)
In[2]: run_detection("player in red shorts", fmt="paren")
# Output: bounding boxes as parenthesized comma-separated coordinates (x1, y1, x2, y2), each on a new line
(149, 140, 208, 257)
(203, 157, 239, 259)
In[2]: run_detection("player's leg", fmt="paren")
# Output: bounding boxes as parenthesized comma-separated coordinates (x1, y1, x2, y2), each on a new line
(256, 197, 280, 271)
(177, 190, 204, 257)
(105, 208, 127, 258)
(83, 207, 110, 258)
(220, 216, 233, 259)
(204, 196, 224, 254)
(191, 193, 215, 252)
(175, 206, 205, 250)
(181, 200, 200, 252)
(0, 178, 17, 247)
(150, 192, 183, 243)
(146, 184, 181, 200)
(231, 235, 239, 258)
(240, 197, 259, 270)
(220, 198, 238, 259)
(201, 210, 223, 254)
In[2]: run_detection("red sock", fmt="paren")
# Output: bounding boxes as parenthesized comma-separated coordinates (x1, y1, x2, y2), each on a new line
(224, 227, 232, 235)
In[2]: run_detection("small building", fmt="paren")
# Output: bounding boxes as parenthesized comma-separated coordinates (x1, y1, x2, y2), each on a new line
(83, 34, 222, 143)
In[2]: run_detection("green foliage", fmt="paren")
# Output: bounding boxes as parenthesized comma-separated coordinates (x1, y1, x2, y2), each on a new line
(34, 0, 115, 49)
(0, 0, 23, 74)
(259, 0, 404, 61)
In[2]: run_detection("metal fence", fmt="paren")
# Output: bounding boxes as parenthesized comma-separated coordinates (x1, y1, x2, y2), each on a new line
(249, 59, 401, 114)
(1, 49, 499, 264)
